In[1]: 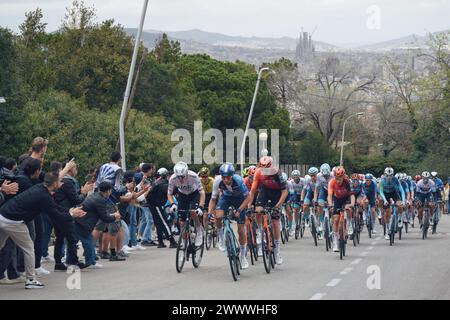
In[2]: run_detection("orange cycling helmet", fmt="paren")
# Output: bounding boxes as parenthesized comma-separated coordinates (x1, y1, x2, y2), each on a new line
(351, 173, 359, 180)
(335, 167, 346, 177)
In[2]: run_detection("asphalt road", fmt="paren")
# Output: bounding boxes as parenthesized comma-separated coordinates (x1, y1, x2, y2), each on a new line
(1, 214, 449, 300)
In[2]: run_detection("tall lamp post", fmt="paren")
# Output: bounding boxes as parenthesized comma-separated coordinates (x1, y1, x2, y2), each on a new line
(339, 112, 364, 166)
(240, 67, 272, 174)
(119, 0, 149, 170)
(0, 97, 6, 104)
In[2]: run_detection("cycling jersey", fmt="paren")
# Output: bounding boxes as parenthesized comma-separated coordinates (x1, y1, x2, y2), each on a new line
(291, 178, 305, 195)
(168, 170, 203, 196)
(351, 180, 364, 198)
(211, 175, 248, 200)
(432, 178, 444, 191)
(363, 180, 379, 198)
(415, 179, 436, 194)
(316, 173, 332, 191)
(328, 177, 353, 200)
(243, 176, 253, 191)
(400, 180, 410, 196)
(96, 162, 123, 191)
(251, 168, 286, 191)
(200, 177, 214, 194)
(379, 176, 405, 204)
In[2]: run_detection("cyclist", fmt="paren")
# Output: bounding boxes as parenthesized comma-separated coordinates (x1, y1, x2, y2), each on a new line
(208, 163, 251, 269)
(431, 172, 444, 213)
(167, 162, 206, 246)
(399, 173, 412, 226)
(199, 167, 214, 231)
(415, 171, 436, 228)
(350, 173, 365, 238)
(406, 175, 416, 224)
(243, 165, 257, 192)
(248, 156, 288, 265)
(315, 163, 332, 240)
(301, 167, 319, 229)
(379, 167, 406, 240)
(290, 170, 305, 236)
(362, 173, 379, 234)
(327, 167, 355, 252)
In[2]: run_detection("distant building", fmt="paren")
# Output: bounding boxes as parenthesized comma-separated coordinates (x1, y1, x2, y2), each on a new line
(296, 31, 315, 62)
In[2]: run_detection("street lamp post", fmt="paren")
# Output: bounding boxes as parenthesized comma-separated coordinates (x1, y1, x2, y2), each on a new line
(339, 112, 364, 167)
(240, 67, 272, 175)
(0, 97, 6, 104)
(119, 0, 149, 170)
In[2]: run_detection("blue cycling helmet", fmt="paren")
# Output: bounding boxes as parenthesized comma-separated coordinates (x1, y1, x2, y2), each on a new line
(365, 173, 373, 180)
(219, 162, 235, 176)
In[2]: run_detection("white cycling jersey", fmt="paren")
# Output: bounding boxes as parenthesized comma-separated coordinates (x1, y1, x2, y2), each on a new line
(168, 170, 203, 196)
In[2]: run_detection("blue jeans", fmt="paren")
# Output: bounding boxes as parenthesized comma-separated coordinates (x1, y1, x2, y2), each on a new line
(128, 205, 138, 246)
(41, 214, 53, 258)
(139, 207, 153, 242)
(74, 224, 96, 266)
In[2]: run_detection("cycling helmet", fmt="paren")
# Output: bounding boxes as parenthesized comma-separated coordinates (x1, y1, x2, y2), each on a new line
(365, 173, 374, 180)
(291, 170, 301, 177)
(308, 167, 319, 176)
(334, 167, 346, 177)
(384, 167, 394, 176)
(174, 161, 188, 177)
(259, 156, 273, 168)
(281, 172, 288, 183)
(431, 171, 438, 178)
(351, 173, 359, 180)
(248, 165, 256, 176)
(320, 163, 331, 176)
(359, 174, 365, 181)
(157, 168, 169, 177)
(219, 162, 235, 177)
(422, 171, 430, 179)
(199, 167, 210, 177)
(242, 167, 249, 177)
(407, 175, 412, 181)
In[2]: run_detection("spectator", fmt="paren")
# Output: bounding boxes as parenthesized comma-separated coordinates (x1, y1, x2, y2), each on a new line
(0, 172, 86, 289)
(137, 163, 157, 247)
(74, 181, 121, 268)
(147, 168, 177, 248)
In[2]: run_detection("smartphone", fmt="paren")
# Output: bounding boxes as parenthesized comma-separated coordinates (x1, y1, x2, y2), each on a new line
(70, 157, 75, 162)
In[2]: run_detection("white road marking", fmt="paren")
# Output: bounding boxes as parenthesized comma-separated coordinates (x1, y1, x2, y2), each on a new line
(351, 258, 362, 265)
(326, 278, 342, 287)
(340, 267, 353, 275)
(310, 293, 327, 300)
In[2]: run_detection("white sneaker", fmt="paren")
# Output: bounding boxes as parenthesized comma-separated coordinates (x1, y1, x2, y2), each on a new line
(25, 278, 44, 289)
(289, 229, 294, 237)
(256, 231, 262, 245)
(132, 244, 146, 251)
(61, 256, 66, 264)
(398, 218, 403, 228)
(41, 255, 54, 264)
(347, 224, 353, 236)
(257, 246, 263, 257)
(35, 267, 50, 276)
(86, 263, 103, 269)
(240, 256, 249, 269)
(372, 229, 377, 234)
(385, 234, 390, 240)
(305, 220, 309, 228)
(195, 232, 203, 246)
(275, 253, 283, 265)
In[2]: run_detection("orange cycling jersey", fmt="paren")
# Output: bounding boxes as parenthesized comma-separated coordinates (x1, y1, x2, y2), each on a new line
(244, 176, 253, 191)
(328, 177, 353, 200)
(251, 168, 286, 192)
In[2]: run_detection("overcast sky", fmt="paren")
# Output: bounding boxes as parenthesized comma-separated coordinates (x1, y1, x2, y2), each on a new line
(0, 0, 449, 45)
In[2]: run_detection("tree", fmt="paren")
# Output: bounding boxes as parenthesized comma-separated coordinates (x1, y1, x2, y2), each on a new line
(263, 57, 300, 107)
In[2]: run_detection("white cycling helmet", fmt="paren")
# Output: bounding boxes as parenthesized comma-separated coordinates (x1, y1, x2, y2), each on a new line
(291, 170, 301, 177)
(422, 171, 431, 179)
(431, 171, 438, 177)
(320, 163, 331, 176)
(308, 167, 319, 176)
(157, 168, 169, 177)
(384, 167, 394, 176)
(173, 161, 188, 177)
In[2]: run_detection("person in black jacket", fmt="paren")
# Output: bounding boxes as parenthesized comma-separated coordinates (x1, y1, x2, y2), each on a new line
(0, 172, 86, 289)
(74, 181, 121, 268)
(147, 168, 177, 248)
(53, 162, 94, 270)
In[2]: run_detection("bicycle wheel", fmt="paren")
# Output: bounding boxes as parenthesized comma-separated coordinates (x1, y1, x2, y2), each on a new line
(206, 227, 212, 250)
(175, 228, 188, 273)
(352, 219, 357, 247)
(404, 218, 408, 234)
(247, 224, 255, 265)
(390, 218, 395, 246)
(300, 215, 305, 238)
(324, 216, 330, 252)
(262, 228, 271, 274)
(367, 212, 372, 239)
(192, 231, 204, 268)
(226, 231, 239, 281)
(269, 227, 276, 269)
(212, 229, 217, 248)
(311, 215, 318, 247)
(252, 222, 258, 261)
(295, 213, 300, 240)
(280, 215, 286, 244)
(422, 211, 428, 239)
(339, 224, 345, 260)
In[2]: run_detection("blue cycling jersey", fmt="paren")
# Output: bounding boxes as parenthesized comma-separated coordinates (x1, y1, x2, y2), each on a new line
(351, 180, 364, 197)
(433, 178, 444, 191)
(211, 174, 248, 199)
(380, 176, 406, 204)
(363, 180, 378, 198)
(400, 180, 410, 195)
